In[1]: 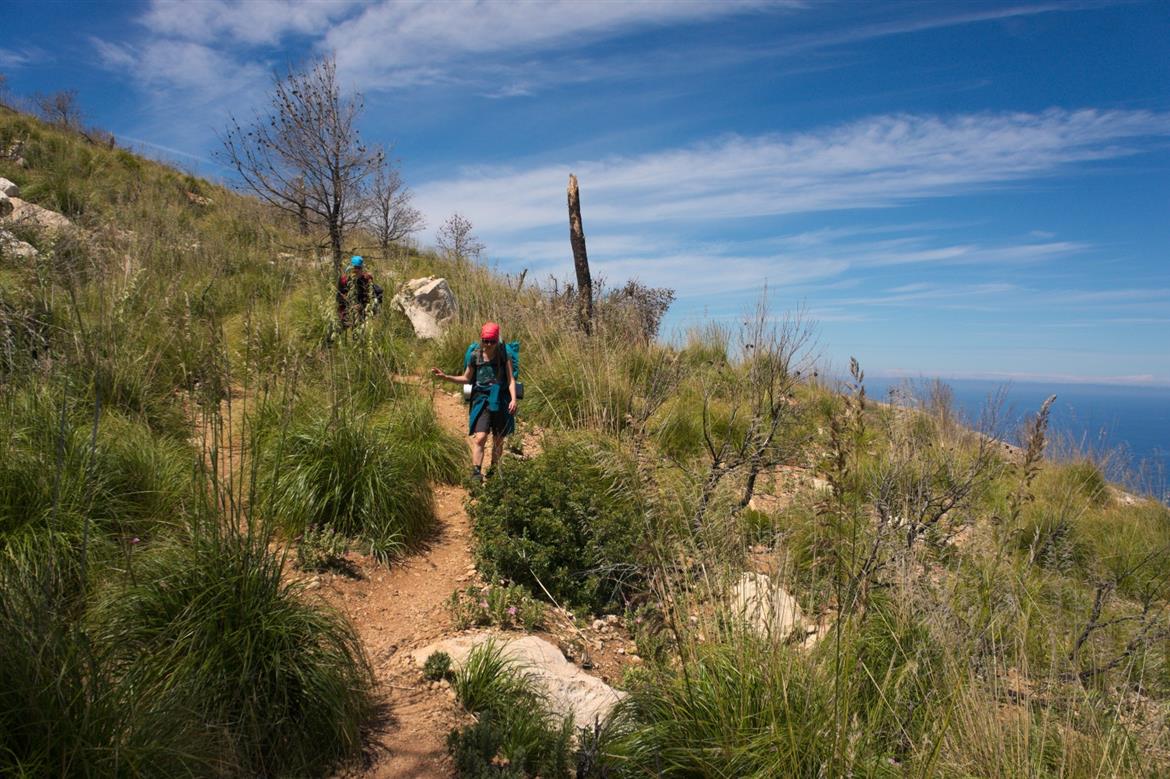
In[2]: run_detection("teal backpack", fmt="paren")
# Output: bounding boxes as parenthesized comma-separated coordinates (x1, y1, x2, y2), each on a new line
(463, 341, 523, 402)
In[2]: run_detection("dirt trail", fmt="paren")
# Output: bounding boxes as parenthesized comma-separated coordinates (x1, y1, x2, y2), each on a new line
(325, 387, 479, 778)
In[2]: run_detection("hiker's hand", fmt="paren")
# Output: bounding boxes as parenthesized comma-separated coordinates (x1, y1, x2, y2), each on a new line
(508, 398, 517, 414)
(430, 367, 445, 380)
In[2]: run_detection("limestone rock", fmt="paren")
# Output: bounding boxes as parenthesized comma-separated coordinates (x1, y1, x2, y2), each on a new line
(730, 572, 805, 640)
(2, 197, 73, 234)
(0, 178, 18, 198)
(393, 276, 457, 340)
(0, 194, 11, 219)
(413, 633, 625, 727)
(0, 229, 38, 260)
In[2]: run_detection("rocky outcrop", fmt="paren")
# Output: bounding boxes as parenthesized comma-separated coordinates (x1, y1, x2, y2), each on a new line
(3, 140, 27, 168)
(0, 229, 38, 260)
(413, 633, 625, 727)
(393, 276, 457, 340)
(0, 194, 11, 219)
(1, 197, 73, 234)
(730, 571, 806, 641)
(0, 177, 18, 197)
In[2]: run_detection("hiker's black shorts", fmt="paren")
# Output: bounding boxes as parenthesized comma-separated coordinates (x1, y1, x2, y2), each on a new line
(472, 407, 510, 436)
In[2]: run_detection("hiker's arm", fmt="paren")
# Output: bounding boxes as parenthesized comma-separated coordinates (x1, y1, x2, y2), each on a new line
(506, 357, 518, 414)
(430, 365, 473, 384)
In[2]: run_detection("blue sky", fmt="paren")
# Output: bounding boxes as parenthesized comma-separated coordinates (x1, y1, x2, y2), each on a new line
(4, 0, 1169, 384)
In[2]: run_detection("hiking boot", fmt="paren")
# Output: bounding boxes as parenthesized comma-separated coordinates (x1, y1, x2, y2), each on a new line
(469, 467, 485, 485)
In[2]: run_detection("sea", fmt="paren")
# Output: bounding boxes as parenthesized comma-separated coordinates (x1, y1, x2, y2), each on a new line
(859, 377, 1170, 503)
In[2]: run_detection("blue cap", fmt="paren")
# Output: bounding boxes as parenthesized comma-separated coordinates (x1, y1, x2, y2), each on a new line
(350, 255, 363, 267)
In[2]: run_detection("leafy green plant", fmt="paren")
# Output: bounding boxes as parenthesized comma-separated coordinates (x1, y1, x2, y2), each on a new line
(297, 524, 350, 572)
(449, 641, 575, 778)
(424, 650, 453, 682)
(256, 404, 436, 552)
(447, 584, 546, 630)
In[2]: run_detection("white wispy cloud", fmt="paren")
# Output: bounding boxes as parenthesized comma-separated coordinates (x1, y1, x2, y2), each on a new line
(413, 109, 1170, 237)
(141, 0, 366, 46)
(325, 0, 790, 89)
(0, 46, 47, 69)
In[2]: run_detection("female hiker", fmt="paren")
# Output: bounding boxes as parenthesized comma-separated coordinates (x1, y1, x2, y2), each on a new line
(430, 321, 517, 482)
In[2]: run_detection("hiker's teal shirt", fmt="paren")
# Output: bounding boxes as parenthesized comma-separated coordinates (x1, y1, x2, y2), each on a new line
(465, 348, 515, 436)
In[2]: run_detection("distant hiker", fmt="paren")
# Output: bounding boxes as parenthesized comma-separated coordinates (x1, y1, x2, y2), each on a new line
(337, 255, 383, 327)
(430, 321, 518, 482)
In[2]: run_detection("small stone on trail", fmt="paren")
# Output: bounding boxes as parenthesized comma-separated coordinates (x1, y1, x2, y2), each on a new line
(592, 619, 606, 631)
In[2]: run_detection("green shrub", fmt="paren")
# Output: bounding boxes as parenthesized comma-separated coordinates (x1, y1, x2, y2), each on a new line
(470, 436, 647, 612)
(382, 394, 466, 484)
(0, 390, 197, 554)
(94, 530, 372, 776)
(608, 639, 833, 776)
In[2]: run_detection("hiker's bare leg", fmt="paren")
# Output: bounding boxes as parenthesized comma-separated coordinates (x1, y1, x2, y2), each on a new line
(490, 433, 506, 469)
(471, 431, 488, 469)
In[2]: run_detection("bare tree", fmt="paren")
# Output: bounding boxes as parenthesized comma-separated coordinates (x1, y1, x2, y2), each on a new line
(691, 298, 814, 533)
(0, 74, 10, 109)
(219, 54, 382, 274)
(365, 156, 424, 258)
(34, 89, 83, 130)
(436, 212, 484, 263)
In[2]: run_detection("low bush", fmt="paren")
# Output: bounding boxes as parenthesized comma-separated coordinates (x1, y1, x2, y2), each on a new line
(382, 393, 467, 485)
(424, 650, 453, 682)
(0, 390, 197, 554)
(470, 436, 647, 613)
(606, 639, 833, 776)
(296, 524, 350, 572)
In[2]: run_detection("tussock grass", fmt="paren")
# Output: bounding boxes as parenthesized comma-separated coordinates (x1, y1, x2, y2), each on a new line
(94, 529, 373, 776)
(0, 548, 211, 776)
(449, 640, 575, 777)
(256, 406, 436, 549)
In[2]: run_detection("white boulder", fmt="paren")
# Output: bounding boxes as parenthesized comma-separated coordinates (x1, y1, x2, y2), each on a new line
(413, 633, 625, 727)
(0, 229, 38, 260)
(1, 197, 73, 234)
(730, 572, 805, 640)
(0, 177, 18, 197)
(393, 276, 457, 339)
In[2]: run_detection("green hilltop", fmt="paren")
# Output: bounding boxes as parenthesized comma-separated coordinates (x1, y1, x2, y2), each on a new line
(3, 108, 1170, 777)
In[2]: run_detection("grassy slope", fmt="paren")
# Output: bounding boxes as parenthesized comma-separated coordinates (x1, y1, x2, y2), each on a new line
(4, 109, 1170, 777)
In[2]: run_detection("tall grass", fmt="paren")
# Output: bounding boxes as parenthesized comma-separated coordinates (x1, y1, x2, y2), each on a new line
(255, 402, 438, 552)
(448, 640, 575, 777)
(94, 528, 373, 776)
(0, 545, 212, 776)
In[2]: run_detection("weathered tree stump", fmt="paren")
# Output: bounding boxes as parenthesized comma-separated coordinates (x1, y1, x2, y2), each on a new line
(567, 173, 594, 335)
